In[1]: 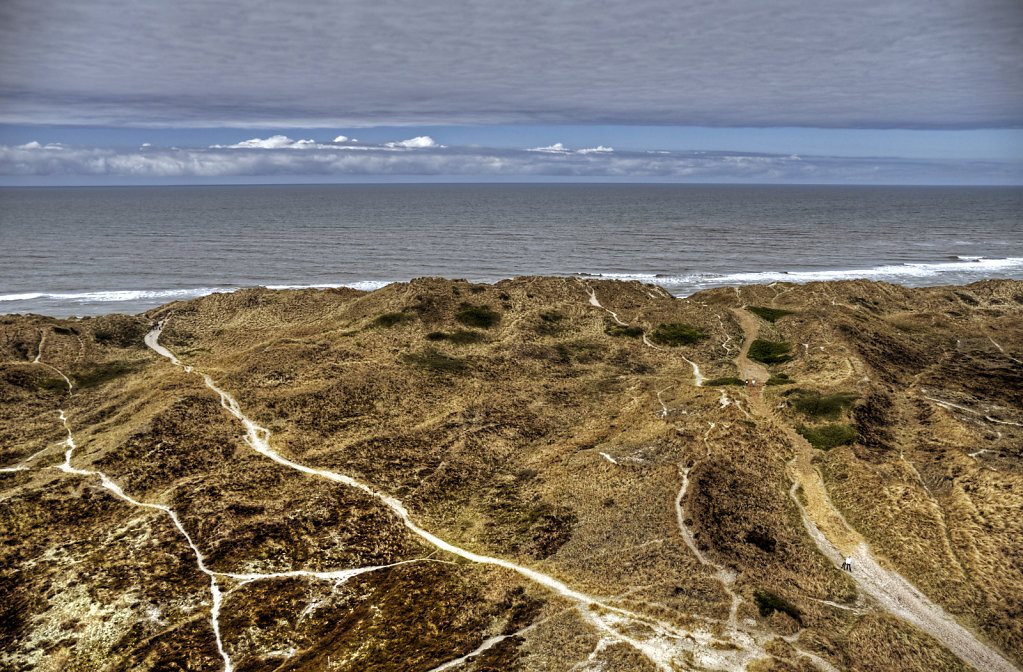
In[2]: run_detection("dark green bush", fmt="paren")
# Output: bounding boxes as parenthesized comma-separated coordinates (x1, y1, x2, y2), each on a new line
(426, 329, 485, 345)
(748, 339, 791, 364)
(534, 310, 566, 336)
(604, 324, 644, 338)
(371, 312, 414, 328)
(746, 306, 796, 322)
(796, 423, 857, 450)
(704, 377, 744, 386)
(753, 590, 802, 624)
(786, 389, 858, 419)
(648, 323, 707, 347)
(540, 310, 564, 323)
(456, 303, 501, 329)
(766, 373, 793, 386)
(400, 348, 467, 373)
(71, 361, 141, 388)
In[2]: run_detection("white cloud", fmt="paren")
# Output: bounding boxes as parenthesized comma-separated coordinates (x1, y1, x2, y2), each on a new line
(384, 136, 442, 149)
(1, 141, 1019, 185)
(528, 143, 570, 153)
(215, 135, 319, 149)
(332, 135, 348, 143)
(577, 146, 614, 154)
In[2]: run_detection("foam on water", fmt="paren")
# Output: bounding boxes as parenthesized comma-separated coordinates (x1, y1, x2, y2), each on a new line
(2, 184, 1020, 316)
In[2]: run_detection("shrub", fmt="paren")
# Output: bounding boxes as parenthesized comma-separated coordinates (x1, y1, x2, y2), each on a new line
(786, 389, 858, 419)
(704, 377, 744, 386)
(535, 310, 566, 335)
(400, 348, 467, 373)
(753, 590, 802, 624)
(426, 329, 485, 345)
(71, 361, 141, 388)
(456, 303, 501, 329)
(371, 312, 414, 328)
(648, 323, 707, 347)
(748, 339, 791, 364)
(605, 324, 643, 338)
(555, 340, 603, 363)
(540, 310, 564, 323)
(746, 306, 796, 323)
(766, 373, 793, 386)
(796, 423, 857, 450)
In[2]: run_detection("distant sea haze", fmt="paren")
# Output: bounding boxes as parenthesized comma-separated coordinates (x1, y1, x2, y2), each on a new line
(1, 184, 1021, 317)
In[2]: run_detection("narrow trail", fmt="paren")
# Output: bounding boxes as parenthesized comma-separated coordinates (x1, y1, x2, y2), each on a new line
(730, 308, 1020, 672)
(147, 322, 768, 672)
(2, 331, 73, 472)
(13, 331, 449, 672)
(579, 281, 705, 388)
(53, 410, 235, 672)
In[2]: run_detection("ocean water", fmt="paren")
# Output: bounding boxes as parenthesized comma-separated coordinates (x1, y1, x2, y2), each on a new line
(1, 184, 1021, 317)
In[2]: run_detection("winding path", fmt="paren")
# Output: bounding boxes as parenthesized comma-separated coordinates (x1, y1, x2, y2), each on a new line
(146, 322, 762, 672)
(730, 307, 1020, 672)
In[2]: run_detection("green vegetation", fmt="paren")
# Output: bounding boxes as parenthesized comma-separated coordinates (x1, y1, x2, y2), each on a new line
(604, 323, 643, 339)
(52, 326, 77, 335)
(796, 423, 857, 450)
(371, 312, 415, 328)
(534, 310, 566, 336)
(747, 339, 792, 364)
(753, 590, 802, 624)
(425, 330, 485, 345)
(400, 348, 468, 374)
(647, 323, 707, 347)
(746, 306, 796, 323)
(539, 310, 564, 323)
(455, 303, 501, 329)
(555, 340, 603, 363)
(786, 389, 858, 419)
(766, 372, 793, 386)
(704, 377, 744, 386)
(71, 361, 141, 388)
(35, 376, 69, 394)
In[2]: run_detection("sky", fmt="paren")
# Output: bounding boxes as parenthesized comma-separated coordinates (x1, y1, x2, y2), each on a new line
(1, 0, 1021, 185)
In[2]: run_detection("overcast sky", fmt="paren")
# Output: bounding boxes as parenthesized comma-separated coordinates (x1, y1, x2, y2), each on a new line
(1, 0, 1021, 184)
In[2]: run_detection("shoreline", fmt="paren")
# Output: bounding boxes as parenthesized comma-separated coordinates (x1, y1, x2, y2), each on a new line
(3, 267, 1018, 319)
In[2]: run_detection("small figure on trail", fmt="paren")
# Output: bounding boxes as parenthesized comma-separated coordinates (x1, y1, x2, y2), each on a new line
(842, 557, 853, 571)
(751, 379, 756, 387)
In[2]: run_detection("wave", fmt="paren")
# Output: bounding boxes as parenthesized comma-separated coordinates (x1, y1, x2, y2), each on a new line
(0, 281, 394, 304)
(575, 257, 1023, 288)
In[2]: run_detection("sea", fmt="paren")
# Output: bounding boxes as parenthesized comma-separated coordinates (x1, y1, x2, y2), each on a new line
(1, 184, 1021, 318)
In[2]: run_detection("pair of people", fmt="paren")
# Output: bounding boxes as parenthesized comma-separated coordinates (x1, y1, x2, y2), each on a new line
(841, 557, 853, 572)
(745, 378, 757, 387)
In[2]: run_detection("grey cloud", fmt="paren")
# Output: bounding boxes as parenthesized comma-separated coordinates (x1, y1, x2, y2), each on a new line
(0, 0, 1020, 129)
(2, 140, 1019, 184)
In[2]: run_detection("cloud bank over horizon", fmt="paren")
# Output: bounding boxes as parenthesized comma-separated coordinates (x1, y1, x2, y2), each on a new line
(1, 0, 1020, 130)
(3, 136, 1019, 185)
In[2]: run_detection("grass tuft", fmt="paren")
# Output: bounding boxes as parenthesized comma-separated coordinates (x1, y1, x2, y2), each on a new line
(796, 423, 857, 450)
(746, 306, 796, 322)
(766, 373, 793, 386)
(648, 323, 707, 347)
(400, 348, 468, 373)
(372, 312, 415, 328)
(786, 389, 858, 419)
(704, 377, 744, 386)
(604, 324, 644, 339)
(456, 303, 501, 329)
(753, 590, 802, 624)
(425, 330, 485, 345)
(748, 339, 792, 364)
